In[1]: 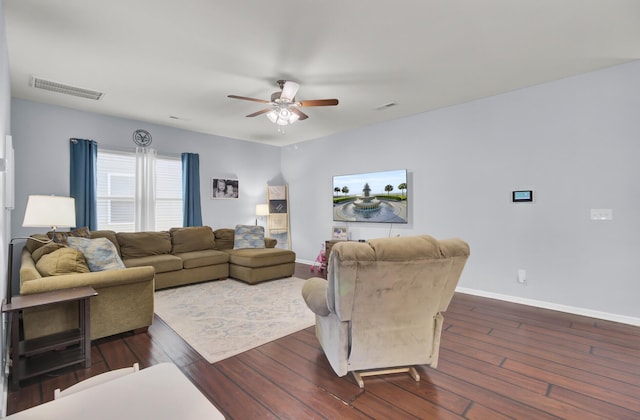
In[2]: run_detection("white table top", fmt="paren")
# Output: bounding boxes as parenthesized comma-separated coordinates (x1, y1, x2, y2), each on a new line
(6, 363, 225, 419)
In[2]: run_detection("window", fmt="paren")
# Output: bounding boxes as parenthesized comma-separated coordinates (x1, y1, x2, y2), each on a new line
(97, 149, 183, 232)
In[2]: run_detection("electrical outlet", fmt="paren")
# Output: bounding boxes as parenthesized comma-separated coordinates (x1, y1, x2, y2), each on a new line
(517, 269, 526, 284)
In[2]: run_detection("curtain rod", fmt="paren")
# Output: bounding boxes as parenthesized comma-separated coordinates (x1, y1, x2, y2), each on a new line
(69, 138, 181, 159)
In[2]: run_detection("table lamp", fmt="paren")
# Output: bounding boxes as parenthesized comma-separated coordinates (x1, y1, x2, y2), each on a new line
(255, 204, 269, 226)
(5, 195, 76, 303)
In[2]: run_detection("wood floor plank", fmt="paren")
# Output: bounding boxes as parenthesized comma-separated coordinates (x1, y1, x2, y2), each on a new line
(216, 356, 322, 419)
(436, 357, 605, 419)
(521, 322, 640, 352)
(236, 349, 371, 419)
(385, 372, 473, 415)
(145, 315, 202, 367)
(464, 402, 515, 420)
(548, 385, 640, 420)
(258, 339, 363, 402)
(444, 324, 640, 391)
(349, 391, 421, 419)
(95, 335, 139, 370)
(123, 328, 175, 368)
(439, 348, 549, 395)
(182, 359, 277, 420)
(502, 358, 640, 411)
(417, 366, 558, 419)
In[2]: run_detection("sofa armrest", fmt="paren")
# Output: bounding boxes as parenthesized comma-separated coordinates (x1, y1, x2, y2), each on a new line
(20, 266, 155, 295)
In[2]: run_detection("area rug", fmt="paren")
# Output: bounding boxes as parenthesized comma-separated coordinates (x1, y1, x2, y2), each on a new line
(154, 277, 316, 364)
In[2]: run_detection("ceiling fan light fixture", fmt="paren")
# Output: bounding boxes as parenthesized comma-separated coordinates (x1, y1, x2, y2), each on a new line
(267, 106, 299, 126)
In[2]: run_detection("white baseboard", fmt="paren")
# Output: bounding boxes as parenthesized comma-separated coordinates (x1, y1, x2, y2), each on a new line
(456, 287, 640, 327)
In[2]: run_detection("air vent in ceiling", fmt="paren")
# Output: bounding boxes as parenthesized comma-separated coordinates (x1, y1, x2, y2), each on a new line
(30, 76, 104, 101)
(375, 102, 397, 110)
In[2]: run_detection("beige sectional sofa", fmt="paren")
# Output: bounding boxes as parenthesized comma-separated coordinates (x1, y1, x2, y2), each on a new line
(19, 225, 296, 341)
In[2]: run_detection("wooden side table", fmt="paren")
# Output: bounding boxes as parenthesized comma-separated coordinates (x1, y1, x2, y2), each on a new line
(2, 286, 98, 389)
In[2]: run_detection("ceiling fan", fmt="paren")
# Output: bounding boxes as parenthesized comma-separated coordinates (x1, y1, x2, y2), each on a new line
(228, 80, 339, 127)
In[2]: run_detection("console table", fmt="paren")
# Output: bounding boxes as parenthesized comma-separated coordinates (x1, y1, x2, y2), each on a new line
(2, 286, 97, 389)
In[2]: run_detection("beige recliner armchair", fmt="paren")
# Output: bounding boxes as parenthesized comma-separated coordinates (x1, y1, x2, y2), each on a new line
(302, 235, 470, 387)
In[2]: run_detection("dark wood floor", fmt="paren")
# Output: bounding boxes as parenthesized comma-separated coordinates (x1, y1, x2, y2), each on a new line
(7, 263, 640, 419)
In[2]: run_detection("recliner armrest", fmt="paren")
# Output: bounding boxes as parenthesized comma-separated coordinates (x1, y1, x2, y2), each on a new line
(302, 277, 330, 316)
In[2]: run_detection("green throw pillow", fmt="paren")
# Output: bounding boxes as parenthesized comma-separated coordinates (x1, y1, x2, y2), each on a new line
(67, 237, 126, 272)
(35, 248, 90, 276)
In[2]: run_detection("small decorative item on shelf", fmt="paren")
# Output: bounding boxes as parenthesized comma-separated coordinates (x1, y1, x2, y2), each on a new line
(332, 226, 348, 241)
(310, 243, 327, 273)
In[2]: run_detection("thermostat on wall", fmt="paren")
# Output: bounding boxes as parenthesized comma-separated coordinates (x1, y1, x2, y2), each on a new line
(512, 190, 533, 202)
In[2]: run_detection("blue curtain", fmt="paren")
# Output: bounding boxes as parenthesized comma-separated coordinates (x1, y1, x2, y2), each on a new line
(182, 153, 202, 226)
(70, 138, 98, 230)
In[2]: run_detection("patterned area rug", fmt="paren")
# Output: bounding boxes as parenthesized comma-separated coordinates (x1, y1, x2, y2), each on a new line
(154, 277, 316, 364)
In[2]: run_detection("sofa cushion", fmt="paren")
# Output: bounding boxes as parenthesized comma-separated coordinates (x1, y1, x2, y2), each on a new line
(233, 225, 265, 249)
(123, 254, 183, 273)
(48, 226, 91, 245)
(31, 242, 65, 263)
(213, 228, 235, 250)
(170, 226, 215, 253)
(67, 237, 126, 272)
(35, 247, 90, 276)
(117, 231, 172, 259)
(174, 249, 229, 269)
(226, 248, 295, 268)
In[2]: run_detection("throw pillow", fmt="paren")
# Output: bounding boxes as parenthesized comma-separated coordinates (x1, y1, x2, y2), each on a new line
(67, 237, 126, 272)
(31, 242, 66, 263)
(25, 234, 52, 254)
(35, 248, 90, 276)
(48, 226, 91, 245)
(233, 225, 266, 249)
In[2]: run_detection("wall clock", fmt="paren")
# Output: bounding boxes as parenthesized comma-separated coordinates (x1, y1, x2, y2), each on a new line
(133, 129, 152, 147)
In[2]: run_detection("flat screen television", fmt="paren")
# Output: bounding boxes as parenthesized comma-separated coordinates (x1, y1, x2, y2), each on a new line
(333, 169, 408, 223)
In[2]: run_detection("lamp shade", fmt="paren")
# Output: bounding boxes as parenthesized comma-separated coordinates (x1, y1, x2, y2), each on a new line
(255, 204, 269, 216)
(22, 195, 76, 229)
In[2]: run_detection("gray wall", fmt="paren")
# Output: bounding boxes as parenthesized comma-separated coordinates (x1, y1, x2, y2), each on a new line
(283, 61, 640, 323)
(10, 99, 283, 237)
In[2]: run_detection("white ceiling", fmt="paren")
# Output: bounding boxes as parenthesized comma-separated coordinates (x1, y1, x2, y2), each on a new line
(5, 1, 640, 146)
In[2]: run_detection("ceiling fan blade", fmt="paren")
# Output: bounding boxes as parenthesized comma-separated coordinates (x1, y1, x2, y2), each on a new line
(291, 108, 309, 120)
(280, 81, 300, 102)
(299, 99, 339, 107)
(228, 95, 270, 104)
(245, 108, 272, 117)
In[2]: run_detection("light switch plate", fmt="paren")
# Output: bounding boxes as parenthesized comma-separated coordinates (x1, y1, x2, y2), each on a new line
(590, 209, 613, 221)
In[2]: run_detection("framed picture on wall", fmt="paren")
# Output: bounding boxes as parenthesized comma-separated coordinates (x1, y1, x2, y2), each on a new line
(332, 226, 348, 241)
(211, 178, 239, 199)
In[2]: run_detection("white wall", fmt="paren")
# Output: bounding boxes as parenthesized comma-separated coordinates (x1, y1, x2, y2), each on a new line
(282, 61, 640, 323)
(10, 99, 283, 238)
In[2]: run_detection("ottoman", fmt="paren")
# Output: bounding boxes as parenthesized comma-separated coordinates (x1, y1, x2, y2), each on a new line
(225, 247, 296, 284)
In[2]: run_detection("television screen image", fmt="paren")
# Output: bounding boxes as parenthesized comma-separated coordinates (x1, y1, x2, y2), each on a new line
(333, 169, 408, 223)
